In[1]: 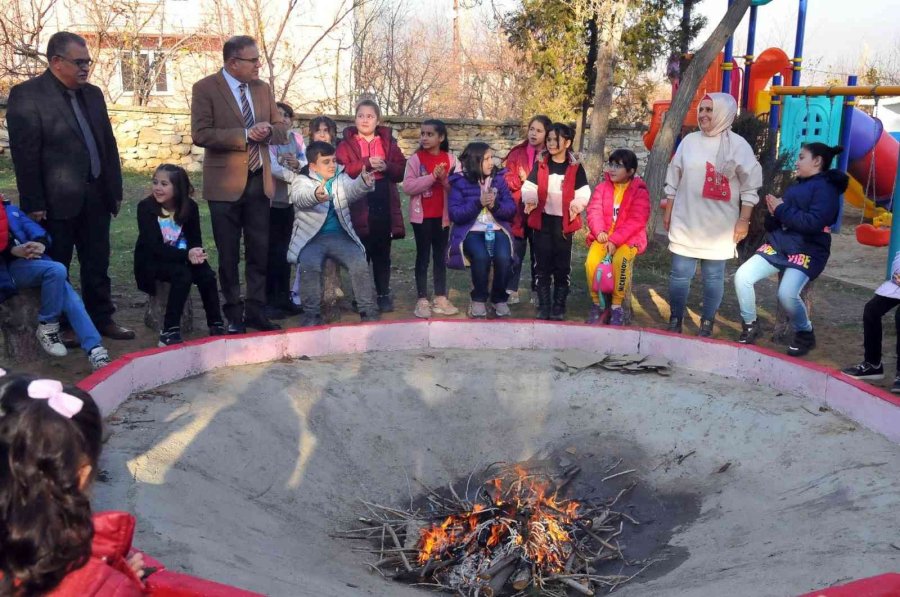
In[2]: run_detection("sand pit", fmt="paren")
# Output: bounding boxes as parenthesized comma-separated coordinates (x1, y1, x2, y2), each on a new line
(92, 346, 900, 597)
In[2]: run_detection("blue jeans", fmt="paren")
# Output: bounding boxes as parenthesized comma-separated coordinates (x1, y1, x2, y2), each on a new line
(668, 253, 726, 321)
(734, 254, 812, 332)
(7, 258, 102, 353)
(463, 231, 512, 303)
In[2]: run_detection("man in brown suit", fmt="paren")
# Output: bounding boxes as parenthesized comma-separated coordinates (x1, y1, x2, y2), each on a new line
(191, 35, 288, 333)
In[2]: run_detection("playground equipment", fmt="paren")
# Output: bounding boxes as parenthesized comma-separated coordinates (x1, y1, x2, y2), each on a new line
(646, 0, 900, 264)
(771, 84, 900, 260)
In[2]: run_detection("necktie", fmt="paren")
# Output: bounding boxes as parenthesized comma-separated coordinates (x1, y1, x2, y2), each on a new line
(66, 90, 101, 179)
(239, 84, 261, 172)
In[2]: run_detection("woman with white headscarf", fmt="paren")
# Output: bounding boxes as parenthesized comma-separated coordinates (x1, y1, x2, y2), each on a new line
(663, 93, 762, 337)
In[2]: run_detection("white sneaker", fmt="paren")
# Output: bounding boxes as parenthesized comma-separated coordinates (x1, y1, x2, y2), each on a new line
(36, 322, 67, 357)
(493, 302, 511, 317)
(88, 346, 111, 370)
(431, 296, 459, 316)
(414, 298, 432, 319)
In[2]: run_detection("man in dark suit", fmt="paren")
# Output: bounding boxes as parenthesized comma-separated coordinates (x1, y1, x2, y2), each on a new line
(7, 31, 134, 340)
(191, 35, 288, 333)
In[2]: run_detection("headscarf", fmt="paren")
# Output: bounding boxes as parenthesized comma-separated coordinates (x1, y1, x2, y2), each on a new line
(699, 92, 739, 182)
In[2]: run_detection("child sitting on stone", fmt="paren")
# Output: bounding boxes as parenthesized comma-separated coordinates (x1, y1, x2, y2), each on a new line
(284, 141, 379, 326)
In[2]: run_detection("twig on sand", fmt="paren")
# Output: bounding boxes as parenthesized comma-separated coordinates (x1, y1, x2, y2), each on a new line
(386, 524, 413, 572)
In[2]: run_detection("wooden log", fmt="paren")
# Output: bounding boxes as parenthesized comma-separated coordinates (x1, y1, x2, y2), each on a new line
(511, 563, 532, 591)
(143, 281, 194, 333)
(0, 287, 44, 362)
(484, 561, 516, 597)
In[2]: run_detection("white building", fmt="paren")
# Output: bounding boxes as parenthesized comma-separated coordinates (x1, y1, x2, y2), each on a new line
(38, 0, 357, 111)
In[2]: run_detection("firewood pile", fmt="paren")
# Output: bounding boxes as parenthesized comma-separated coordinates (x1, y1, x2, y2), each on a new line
(337, 461, 653, 596)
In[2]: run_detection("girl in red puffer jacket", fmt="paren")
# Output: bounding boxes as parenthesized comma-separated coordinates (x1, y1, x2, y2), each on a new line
(584, 149, 650, 326)
(0, 373, 146, 596)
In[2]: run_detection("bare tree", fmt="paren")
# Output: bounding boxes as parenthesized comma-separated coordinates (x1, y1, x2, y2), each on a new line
(0, 0, 58, 92)
(583, 0, 630, 183)
(644, 0, 752, 234)
(212, 0, 369, 107)
(80, 0, 207, 106)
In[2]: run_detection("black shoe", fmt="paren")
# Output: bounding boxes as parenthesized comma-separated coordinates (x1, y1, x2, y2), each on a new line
(245, 315, 282, 331)
(787, 329, 816, 357)
(263, 304, 289, 321)
(841, 361, 884, 380)
(158, 327, 183, 347)
(226, 320, 246, 335)
(667, 317, 683, 334)
(738, 320, 760, 344)
(892, 376, 900, 394)
(535, 284, 552, 320)
(549, 286, 569, 321)
(360, 312, 380, 322)
(698, 318, 714, 338)
(98, 321, 136, 340)
(208, 322, 227, 336)
(300, 313, 323, 327)
(377, 294, 394, 313)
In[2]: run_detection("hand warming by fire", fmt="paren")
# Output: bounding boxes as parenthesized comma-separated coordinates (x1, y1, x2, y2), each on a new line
(341, 460, 649, 596)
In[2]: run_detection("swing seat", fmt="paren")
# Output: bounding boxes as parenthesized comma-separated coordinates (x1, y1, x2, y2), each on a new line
(855, 223, 890, 247)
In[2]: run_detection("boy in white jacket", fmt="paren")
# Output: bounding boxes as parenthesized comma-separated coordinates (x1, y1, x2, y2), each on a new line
(284, 141, 377, 326)
(842, 250, 900, 392)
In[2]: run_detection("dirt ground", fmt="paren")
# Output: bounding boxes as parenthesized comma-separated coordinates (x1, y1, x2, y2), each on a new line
(93, 349, 900, 597)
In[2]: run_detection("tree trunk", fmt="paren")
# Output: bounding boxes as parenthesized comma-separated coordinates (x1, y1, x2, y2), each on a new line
(575, 17, 598, 153)
(644, 0, 752, 234)
(583, 1, 628, 184)
(0, 288, 44, 362)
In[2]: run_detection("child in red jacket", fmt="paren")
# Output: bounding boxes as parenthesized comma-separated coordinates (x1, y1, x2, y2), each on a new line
(334, 100, 406, 313)
(0, 373, 145, 596)
(584, 149, 650, 325)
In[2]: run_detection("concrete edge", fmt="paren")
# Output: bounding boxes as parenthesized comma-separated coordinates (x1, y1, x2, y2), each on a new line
(78, 320, 900, 446)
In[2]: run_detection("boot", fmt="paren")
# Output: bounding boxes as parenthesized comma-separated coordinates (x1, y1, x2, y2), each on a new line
(738, 320, 760, 344)
(535, 284, 552, 320)
(698, 318, 714, 338)
(667, 316, 683, 334)
(549, 286, 569, 321)
(787, 329, 816, 357)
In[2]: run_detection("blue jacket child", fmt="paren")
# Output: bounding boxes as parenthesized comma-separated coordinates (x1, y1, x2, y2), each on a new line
(0, 200, 110, 369)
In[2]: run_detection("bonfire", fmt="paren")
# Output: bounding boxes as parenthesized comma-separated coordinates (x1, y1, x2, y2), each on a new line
(338, 460, 651, 596)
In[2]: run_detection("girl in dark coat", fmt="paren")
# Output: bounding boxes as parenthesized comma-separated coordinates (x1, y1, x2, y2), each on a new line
(134, 164, 224, 346)
(447, 142, 517, 318)
(734, 143, 848, 356)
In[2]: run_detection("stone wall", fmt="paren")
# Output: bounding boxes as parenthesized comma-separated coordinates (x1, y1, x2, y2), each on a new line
(0, 102, 648, 174)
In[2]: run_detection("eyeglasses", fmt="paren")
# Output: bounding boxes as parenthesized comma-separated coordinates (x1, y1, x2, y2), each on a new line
(606, 162, 626, 170)
(233, 56, 262, 65)
(54, 55, 93, 69)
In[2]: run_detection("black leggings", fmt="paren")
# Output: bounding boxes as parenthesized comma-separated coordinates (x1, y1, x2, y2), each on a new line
(863, 294, 900, 368)
(533, 215, 573, 291)
(154, 261, 222, 330)
(412, 218, 449, 298)
(363, 217, 392, 296)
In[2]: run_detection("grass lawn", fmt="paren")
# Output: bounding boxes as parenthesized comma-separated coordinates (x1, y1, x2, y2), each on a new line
(0, 153, 887, 392)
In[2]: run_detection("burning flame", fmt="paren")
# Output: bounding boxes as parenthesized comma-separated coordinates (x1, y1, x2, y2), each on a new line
(416, 469, 580, 571)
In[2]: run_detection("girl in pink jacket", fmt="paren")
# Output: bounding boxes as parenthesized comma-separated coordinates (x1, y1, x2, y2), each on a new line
(584, 149, 650, 325)
(402, 119, 460, 318)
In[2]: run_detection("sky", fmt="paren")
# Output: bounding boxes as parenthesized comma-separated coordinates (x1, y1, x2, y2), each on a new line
(432, 0, 900, 84)
(696, 0, 900, 84)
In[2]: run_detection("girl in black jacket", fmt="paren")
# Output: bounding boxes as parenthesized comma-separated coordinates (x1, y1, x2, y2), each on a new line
(134, 164, 224, 346)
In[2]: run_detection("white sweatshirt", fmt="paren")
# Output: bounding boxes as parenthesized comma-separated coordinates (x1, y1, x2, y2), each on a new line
(665, 131, 762, 260)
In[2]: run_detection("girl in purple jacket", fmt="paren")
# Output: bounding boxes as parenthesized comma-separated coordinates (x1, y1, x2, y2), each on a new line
(447, 142, 517, 318)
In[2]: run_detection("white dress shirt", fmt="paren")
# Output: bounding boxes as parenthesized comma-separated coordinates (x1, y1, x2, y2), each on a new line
(221, 68, 255, 122)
